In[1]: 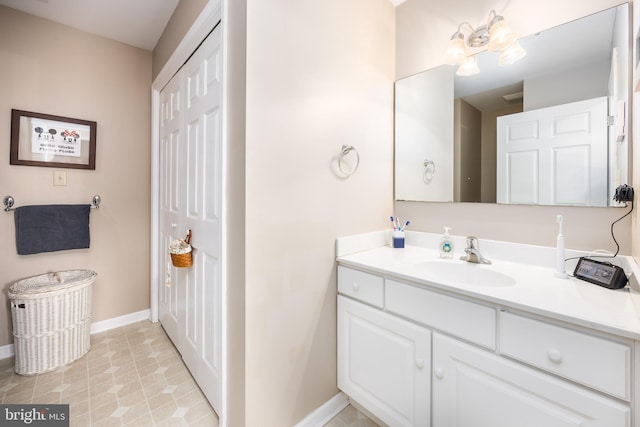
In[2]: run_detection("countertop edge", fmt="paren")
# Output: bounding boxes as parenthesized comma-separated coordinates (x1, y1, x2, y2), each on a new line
(337, 248, 640, 341)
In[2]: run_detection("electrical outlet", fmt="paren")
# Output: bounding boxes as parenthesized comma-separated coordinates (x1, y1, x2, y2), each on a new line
(53, 170, 67, 186)
(614, 184, 634, 202)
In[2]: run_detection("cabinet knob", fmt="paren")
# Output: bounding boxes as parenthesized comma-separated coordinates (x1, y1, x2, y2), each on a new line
(415, 359, 424, 369)
(352, 282, 360, 291)
(434, 367, 444, 379)
(547, 349, 563, 364)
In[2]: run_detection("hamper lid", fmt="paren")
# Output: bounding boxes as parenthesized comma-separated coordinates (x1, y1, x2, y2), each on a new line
(9, 269, 97, 297)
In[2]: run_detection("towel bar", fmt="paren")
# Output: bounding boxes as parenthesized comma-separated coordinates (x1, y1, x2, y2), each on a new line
(3, 195, 101, 212)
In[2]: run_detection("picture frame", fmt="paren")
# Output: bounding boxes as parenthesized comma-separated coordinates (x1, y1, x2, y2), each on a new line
(10, 109, 97, 170)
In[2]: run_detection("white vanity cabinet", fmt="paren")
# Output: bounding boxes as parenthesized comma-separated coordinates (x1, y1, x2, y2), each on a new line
(337, 295, 431, 426)
(433, 333, 630, 426)
(337, 265, 634, 427)
(338, 267, 431, 427)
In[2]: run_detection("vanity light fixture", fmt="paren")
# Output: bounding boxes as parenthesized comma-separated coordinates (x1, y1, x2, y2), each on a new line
(445, 10, 526, 75)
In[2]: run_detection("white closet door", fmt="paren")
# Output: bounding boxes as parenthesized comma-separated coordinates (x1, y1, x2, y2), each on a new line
(158, 24, 222, 413)
(181, 25, 223, 411)
(159, 67, 182, 349)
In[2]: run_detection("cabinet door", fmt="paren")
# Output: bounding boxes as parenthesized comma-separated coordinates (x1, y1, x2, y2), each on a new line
(432, 333, 630, 427)
(338, 296, 431, 427)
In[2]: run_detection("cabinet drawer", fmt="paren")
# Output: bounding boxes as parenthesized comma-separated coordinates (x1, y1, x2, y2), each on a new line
(386, 279, 496, 349)
(499, 311, 631, 401)
(338, 266, 384, 308)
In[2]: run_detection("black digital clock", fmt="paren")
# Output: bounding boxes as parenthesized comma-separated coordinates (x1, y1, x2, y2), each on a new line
(573, 257, 628, 290)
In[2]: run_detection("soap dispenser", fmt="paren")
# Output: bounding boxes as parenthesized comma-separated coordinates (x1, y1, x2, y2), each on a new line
(440, 227, 454, 258)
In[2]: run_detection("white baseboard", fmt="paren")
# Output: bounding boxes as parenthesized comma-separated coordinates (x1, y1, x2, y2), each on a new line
(0, 343, 14, 360)
(89, 309, 150, 334)
(294, 391, 350, 427)
(0, 309, 151, 361)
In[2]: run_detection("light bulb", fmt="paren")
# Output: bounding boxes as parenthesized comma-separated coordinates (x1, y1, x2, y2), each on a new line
(456, 55, 480, 76)
(488, 16, 516, 51)
(498, 40, 526, 65)
(445, 32, 466, 65)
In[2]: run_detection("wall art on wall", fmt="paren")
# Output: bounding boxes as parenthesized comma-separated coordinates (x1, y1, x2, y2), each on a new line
(10, 109, 97, 170)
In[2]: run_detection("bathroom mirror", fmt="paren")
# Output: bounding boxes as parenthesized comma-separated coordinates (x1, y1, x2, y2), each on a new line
(395, 3, 630, 207)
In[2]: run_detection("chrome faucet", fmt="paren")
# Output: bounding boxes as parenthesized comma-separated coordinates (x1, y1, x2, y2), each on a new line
(460, 236, 491, 264)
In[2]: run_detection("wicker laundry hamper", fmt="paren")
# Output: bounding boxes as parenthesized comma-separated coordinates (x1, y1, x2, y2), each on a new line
(8, 270, 97, 375)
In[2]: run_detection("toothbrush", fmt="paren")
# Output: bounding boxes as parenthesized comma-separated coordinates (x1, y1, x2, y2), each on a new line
(554, 215, 568, 279)
(401, 221, 410, 232)
(390, 216, 396, 231)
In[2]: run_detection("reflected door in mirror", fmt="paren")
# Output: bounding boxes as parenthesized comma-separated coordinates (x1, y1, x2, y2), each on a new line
(496, 96, 608, 206)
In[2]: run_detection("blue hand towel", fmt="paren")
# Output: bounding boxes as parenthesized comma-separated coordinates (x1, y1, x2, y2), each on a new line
(14, 204, 91, 255)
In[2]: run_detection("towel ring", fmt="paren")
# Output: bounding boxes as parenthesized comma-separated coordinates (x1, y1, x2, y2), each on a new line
(338, 145, 359, 176)
(423, 160, 435, 184)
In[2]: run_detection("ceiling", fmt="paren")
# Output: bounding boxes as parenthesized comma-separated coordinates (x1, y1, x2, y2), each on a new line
(0, 0, 405, 51)
(0, 0, 180, 51)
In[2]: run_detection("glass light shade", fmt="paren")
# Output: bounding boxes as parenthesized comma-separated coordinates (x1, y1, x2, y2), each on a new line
(498, 40, 526, 65)
(456, 55, 480, 76)
(487, 18, 516, 51)
(445, 33, 466, 65)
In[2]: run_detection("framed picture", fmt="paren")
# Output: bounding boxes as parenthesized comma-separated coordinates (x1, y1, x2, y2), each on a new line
(10, 109, 97, 170)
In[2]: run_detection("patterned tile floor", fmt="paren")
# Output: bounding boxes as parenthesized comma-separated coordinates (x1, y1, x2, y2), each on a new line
(0, 321, 218, 426)
(326, 405, 381, 427)
(0, 320, 376, 427)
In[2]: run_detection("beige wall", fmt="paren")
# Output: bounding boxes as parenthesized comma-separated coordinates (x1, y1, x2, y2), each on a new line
(396, 0, 633, 253)
(152, 0, 209, 79)
(245, 0, 394, 425)
(454, 99, 481, 202)
(0, 6, 152, 347)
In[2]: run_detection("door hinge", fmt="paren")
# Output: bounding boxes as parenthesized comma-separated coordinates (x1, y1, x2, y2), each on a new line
(608, 115, 615, 126)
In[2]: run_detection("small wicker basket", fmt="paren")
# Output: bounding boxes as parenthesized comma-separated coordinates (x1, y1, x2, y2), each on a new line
(169, 230, 193, 267)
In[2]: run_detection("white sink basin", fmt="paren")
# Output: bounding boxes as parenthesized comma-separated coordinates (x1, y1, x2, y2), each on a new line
(414, 260, 517, 287)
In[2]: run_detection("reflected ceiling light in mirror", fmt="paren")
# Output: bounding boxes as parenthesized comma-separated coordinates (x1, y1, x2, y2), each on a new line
(444, 10, 526, 74)
(456, 55, 480, 76)
(498, 40, 527, 65)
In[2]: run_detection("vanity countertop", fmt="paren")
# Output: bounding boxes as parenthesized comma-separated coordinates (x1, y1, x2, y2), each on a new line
(337, 232, 640, 341)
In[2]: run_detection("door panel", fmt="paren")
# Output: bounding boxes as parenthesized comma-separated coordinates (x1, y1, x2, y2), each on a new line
(158, 24, 222, 414)
(159, 73, 182, 348)
(201, 251, 221, 381)
(182, 26, 222, 410)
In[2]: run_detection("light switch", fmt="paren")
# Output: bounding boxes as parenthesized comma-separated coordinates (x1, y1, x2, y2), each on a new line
(53, 170, 67, 186)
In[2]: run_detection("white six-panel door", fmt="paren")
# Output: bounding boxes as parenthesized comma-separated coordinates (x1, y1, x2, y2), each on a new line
(158, 25, 222, 413)
(496, 96, 608, 206)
